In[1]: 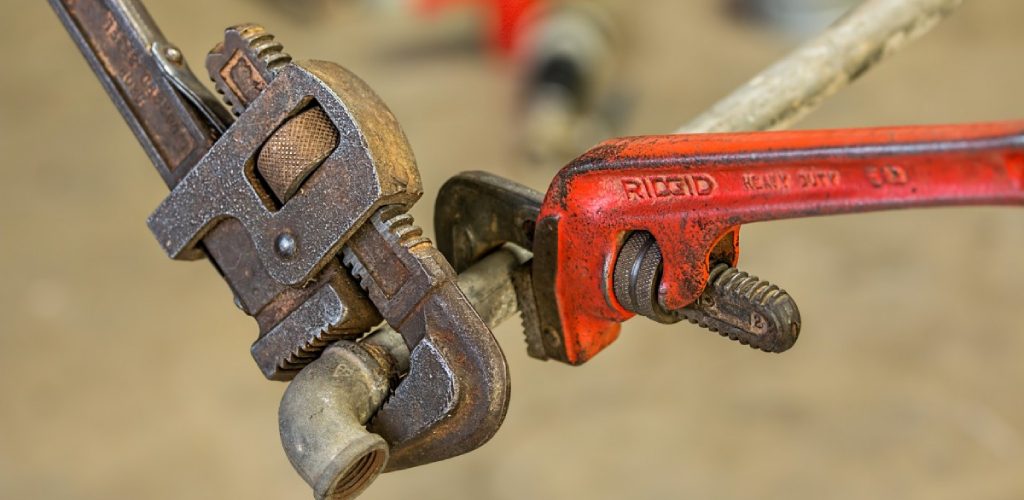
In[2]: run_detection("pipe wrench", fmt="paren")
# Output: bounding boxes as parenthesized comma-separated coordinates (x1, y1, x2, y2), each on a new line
(50, 0, 509, 474)
(438, 122, 1024, 363)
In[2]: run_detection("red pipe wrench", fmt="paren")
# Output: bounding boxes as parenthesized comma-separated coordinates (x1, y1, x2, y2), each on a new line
(439, 121, 1024, 365)
(536, 121, 1024, 363)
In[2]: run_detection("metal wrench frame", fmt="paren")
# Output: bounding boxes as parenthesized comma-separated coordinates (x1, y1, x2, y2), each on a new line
(437, 123, 1024, 365)
(50, 0, 509, 473)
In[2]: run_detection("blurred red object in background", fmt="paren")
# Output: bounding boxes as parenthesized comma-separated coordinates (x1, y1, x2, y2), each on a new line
(415, 0, 542, 55)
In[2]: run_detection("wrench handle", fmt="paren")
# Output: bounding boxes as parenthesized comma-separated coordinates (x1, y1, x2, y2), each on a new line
(50, 0, 223, 187)
(621, 124, 1024, 222)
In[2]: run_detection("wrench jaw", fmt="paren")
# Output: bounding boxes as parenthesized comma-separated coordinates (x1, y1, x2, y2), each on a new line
(342, 206, 512, 469)
(434, 171, 757, 364)
(251, 267, 380, 380)
(433, 172, 566, 361)
(433, 170, 794, 365)
(147, 61, 423, 285)
(435, 171, 543, 273)
(536, 123, 1024, 363)
(370, 286, 511, 471)
(145, 56, 426, 379)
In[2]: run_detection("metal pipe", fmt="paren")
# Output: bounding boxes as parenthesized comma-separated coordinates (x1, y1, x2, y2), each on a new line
(677, 0, 963, 134)
(447, 244, 531, 328)
(279, 340, 394, 500)
(360, 244, 530, 365)
(279, 247, 530, 497)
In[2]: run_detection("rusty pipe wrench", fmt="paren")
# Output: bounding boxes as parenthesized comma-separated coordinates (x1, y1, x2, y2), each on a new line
(50, 0, 509, 470)
(47, 0, 379, 379)
(438, 122, 1024, 364)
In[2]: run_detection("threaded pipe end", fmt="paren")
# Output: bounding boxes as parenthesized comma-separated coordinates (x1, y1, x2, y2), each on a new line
(319, 443, 388, 500)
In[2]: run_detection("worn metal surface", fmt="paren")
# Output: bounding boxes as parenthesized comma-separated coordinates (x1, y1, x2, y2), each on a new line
(677, 0, 963, 134)
(48, 0, 220, 186)
(537, 122, 1024, 364)
(151, 41, 232, 135)
(612, 232, 800, 353)
(286, 247, 526, 475)
(343, 207, 510, 470)
(279, 341, 395, 500)
(202, 27, 381, 380)
(203, 22, 512, 471)
(250, 265, 380, 379)
(146, 60, 422, 285)
(201, 58, 401, 381)
(206, 24, 292, 116)
(675, 264, 801, 353)
(436, 170, 802, 358)
(257, 106, 339, 201)
(358, 246, 531, 372)
(362, 247, 526, 469)
(435, 173, 550, 357)
(435, 171, 542, 273)
(49, 2, 382, 382)
(606, 232, 798, 354)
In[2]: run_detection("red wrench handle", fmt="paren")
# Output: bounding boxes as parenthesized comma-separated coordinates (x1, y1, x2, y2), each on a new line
(536, 121, 1024, 364)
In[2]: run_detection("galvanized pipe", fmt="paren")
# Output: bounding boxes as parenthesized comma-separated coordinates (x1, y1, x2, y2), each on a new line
(360, 244, 530, 363)
(279, 247, 529, 497)
(677, 0, 963, 134)
(279, 340, 393, 500)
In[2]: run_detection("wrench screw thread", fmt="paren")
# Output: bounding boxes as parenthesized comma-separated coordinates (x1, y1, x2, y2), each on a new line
(612, 231, 801, 353)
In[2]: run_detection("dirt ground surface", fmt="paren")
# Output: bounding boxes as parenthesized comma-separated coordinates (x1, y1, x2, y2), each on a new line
(1, 1, 1023, 499)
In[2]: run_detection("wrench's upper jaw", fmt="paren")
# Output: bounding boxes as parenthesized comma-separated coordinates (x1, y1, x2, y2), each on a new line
(369, 283, 511, 471)
(434, 171, 544, 273)
(300, 59, 424, 202)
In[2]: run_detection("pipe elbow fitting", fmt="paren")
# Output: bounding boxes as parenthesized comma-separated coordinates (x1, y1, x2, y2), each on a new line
(279, 340, 393, 499)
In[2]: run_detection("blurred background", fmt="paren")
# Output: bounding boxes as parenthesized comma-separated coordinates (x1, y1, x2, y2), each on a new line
(1, 1, 1023, 499)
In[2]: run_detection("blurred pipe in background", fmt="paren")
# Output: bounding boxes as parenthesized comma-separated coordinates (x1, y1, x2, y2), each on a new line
(726, 0, 856, 36)
(679, 0, 964, 134)
(515, 1, 626, 164)
(410, 0, 628, 164)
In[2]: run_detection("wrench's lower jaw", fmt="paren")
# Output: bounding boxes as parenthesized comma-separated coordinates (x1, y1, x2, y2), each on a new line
(371, 288, 511, 471)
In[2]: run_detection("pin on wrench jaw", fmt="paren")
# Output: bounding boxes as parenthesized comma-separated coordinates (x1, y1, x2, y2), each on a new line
(537, 122, 1024, 363)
